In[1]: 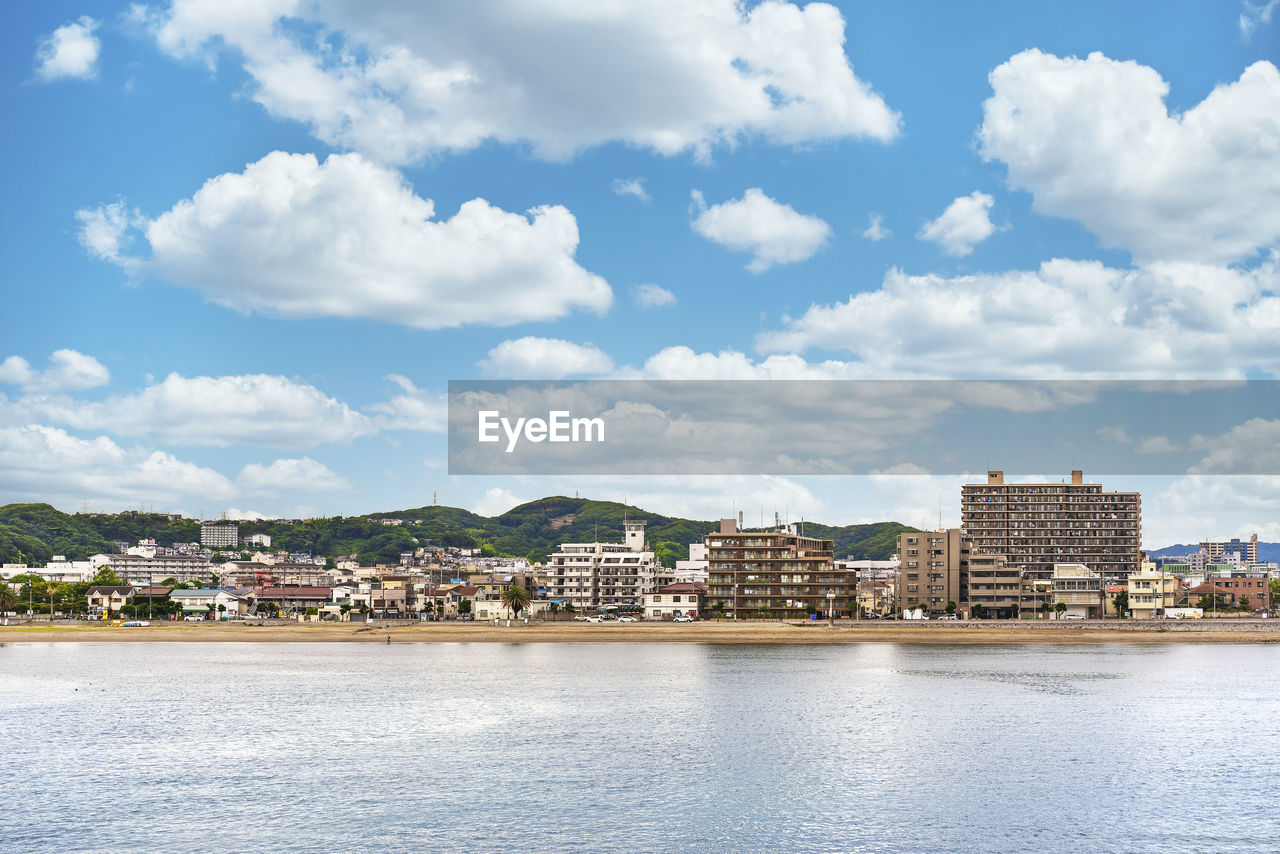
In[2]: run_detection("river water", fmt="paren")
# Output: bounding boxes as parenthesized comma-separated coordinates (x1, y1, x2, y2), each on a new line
(1, 642, 1277, 853)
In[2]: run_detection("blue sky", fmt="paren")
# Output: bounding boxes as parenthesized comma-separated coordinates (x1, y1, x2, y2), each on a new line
(2, 1, 1278, 546)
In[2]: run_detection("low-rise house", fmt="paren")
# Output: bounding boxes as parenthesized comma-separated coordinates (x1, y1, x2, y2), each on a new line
(1127, 563, 1181, 618)
(1051, 563, 1102, 619)
(170, 587, 255, 617)
(86, 586, 134, 616)
(258, 585, 333, 615)
(644, 583, 705, 620)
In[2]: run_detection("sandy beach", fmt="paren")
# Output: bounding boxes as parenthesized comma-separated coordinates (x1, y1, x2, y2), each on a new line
(2, 619, 1279, 644)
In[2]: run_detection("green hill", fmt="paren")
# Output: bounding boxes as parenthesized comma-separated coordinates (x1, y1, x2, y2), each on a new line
(0, 498, 918, 566)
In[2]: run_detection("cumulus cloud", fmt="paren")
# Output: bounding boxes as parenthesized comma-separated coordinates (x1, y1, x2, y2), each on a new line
(619, 346, 868, 380)
(0, 350, 110, 392)
(472, 486, 528, 517)
(34, 17, 100, 81)
(17, 372, 376, 447)
(918, 191, 998, 256)
(756, 258, 1280, 379)
(140, 0, 899, 164)
(1188, 418, 1280, 474)
(367, 375, 447, 432)
(612, 178, 649, 201)
(862, 213, 891, 241)
(980, 50, 1280, 264)
(632, 284, 676, 309)
(0, 425, 235, 506)
(479, 337, 614, 379)
(238, 457, 350, 492)
(691, 188, 831, 272)
(78, 151, 612, 329)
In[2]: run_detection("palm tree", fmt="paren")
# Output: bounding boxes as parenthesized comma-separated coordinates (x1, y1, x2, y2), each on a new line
(499, 585, 531, 620)
(0, 581, 15, 615)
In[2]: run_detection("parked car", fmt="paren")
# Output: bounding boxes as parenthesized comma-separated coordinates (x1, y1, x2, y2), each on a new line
(183, 615, 204, 622)
(617, 615, 638, 623)
(585, 615, 604, 623)
(457, 614, 475, 622)
(1062, 614, 1085, 620)
(673, 614, 695, 623)
(572, 614, 589, 622)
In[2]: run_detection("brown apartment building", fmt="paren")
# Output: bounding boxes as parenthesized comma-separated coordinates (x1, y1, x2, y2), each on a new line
(705, 519, 847, 620)
(962, 470, 1141, 585)
(896, 529, 1043, 618)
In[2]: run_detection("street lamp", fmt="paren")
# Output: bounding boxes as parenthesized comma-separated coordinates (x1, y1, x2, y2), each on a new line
(827, 591, 835, 628)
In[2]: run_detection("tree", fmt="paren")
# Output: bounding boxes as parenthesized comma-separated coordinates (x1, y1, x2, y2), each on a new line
(548, 601, 560, 622)
(458, 598, 472, 615)
(90, 566, 123, 587)
(1270, 578, 1280, 613)
(1239, 596, 1251, 612)
(1010, 603, 1019, 619)
(500, 585, 531, 619)
(945, 600, 957, 616)
(1112, 591, 1129, 618)
(971, 604, 986, 619)
(0, 581, 15, 614)
(217, 603, 227, 619)
(712, 601, 725, 620)
(1054, 602, 1067, 617)
(339, 603, 351, 618)
(434, 600, 444, 619)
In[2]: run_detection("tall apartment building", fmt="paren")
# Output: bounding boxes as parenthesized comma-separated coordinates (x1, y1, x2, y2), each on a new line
(707, 519, 846, 619)
(200, 520, 239, 548)
(896, 529, 963, 614)
(545, 520, 659, 611)
(962, 470, 1141, 584)
(1199, 534, 1259, 565)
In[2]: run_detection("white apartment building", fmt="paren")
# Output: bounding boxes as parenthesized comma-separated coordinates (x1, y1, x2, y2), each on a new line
(91, 553, 215, 586)
(200, 521, 239, 548)
(545, 520, 660, 610)
(245, 533, 272, 548)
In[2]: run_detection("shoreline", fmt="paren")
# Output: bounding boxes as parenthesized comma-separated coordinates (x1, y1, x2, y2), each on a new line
(3, 620, 1279, 644)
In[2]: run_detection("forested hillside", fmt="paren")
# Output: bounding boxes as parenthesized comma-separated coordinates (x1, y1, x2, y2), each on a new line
(0, 498, 918, 566)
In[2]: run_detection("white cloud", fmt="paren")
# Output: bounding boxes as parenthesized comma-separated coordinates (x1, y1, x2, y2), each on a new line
(472, 486, 527, 517)
(1188, 418, 1280, 474)
(620, 346, 867, 380)
(223, 508, 272, 521)
(980, 50, 1280, 264)
(756, 258, 1280, 379)
(918, 191, 998, 256)
(0, 425, 235, 506)
(75, 201, 145, 269)
(368, 375, 446, 432)
(479, 337, 614, 379)
(34, 17, 100, 82)
(79, 151, 612, 329)
(632, 284, 676, 309)
(238, 457, 350, 492)
(862, 213, 891, 241)
(612, 178, 649, 201)
(691, 188, 831, 272)
(142, 0, 899, 164)
(18, 372, 376, 448)
(1144, 474, 1280, 546)
(1240, 0, 1279, 38)
(0, 350, 109, 392)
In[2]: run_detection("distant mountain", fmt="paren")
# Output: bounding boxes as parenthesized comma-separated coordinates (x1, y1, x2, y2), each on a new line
(0, 498, 918, 566)
(1147, 542, 1280, 563)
